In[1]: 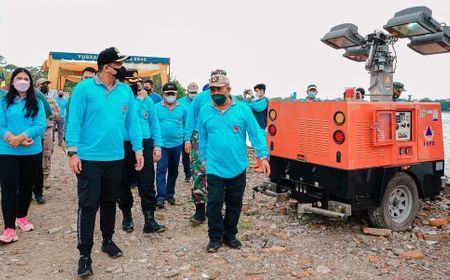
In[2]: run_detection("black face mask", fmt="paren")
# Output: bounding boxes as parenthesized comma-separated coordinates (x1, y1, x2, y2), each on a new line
(58, 94, 64, 98)
(40, 85, 49, 94)
(111, 66, 127, 80)
(130, 84, 138, 96)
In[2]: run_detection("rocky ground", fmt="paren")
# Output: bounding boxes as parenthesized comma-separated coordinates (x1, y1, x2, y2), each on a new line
(0, 147, 449, 280)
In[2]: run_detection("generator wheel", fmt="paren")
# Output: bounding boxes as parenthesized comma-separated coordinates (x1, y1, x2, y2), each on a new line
(368, 173, 418, 231)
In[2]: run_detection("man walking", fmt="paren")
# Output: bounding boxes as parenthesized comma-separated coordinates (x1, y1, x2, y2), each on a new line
(66, 47, 143, 277)
(198, 72, 270, 252)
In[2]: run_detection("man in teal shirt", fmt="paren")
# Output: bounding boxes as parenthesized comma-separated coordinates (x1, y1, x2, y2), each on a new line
(198, 72, 270, 252)
(54, 91, 68, 147)
(66, 47, 143, 278)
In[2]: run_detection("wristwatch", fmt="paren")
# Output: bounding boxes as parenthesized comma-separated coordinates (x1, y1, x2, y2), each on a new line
(67, 151, 78, 157)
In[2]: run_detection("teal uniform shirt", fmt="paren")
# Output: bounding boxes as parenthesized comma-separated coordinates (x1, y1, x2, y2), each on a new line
(155, 101, 187, 149)
(0, 88, 52, 118)
(55, 96, 68, 119)
(198, 97, 269, 178)
(66, 77, 143, 161)
(184, 89, 211, 141)
(0, 97, 46, 155)
(124, 95, 162, 147)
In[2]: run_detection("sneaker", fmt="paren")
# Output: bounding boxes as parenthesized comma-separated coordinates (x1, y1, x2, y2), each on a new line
(167, 197, 176, 205)
(224, 238, 242, 249)
(0, 228, 18, 244)
(206, 240, 222, 253)
(101, 240, 123, 259)
(16, 217, 34, 232)
(77, 255, 93, 278)
(35, 195, 46, 204)
(156, 201, 165, 209)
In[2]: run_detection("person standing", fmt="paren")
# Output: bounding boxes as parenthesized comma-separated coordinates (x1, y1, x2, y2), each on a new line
(0, 68, 46, 243)
(119, 70, 165, 234)
(178, 82, 199, 182)
(33, 78, 60, 204)
(66, 47, 143, 277)
(184, 70, 225, 225)
(54, 90, 68, 148)
(198, 72, 270, 252)
(300, 84, 319, 102)
(243, 83, 269, 173)
(155, 82, 187, 208)
(392, 81, 406, 102)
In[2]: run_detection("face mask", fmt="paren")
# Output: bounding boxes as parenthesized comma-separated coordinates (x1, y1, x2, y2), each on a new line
(58, 93, 64, 98)
(130, 84, 138, 96)
(14, 80, 30, 92)
(165, 95, 176, 104)
(307, 91, 317, 99)
(212, 94, 227, 106)
(111, 66, 126, 80)
(40, 85, 49, 94)
(188, 93, 196, 100)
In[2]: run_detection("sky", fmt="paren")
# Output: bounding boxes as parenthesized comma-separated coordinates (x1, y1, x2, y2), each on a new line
(0, 0, 449, 99)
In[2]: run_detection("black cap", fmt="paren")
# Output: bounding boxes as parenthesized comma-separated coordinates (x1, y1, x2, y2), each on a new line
(97, 47, 130, 67)
(162, 82, 177, 92)
(355, 87, 365, 95)
(124, 69, 141, 83)
(254, 83, 266, 91)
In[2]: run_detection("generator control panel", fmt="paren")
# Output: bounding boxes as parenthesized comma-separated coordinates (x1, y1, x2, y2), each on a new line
(396, 111, 411, 141)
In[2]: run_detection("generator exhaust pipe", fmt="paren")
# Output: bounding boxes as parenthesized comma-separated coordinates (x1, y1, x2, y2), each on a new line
(302, 206, 349, 221)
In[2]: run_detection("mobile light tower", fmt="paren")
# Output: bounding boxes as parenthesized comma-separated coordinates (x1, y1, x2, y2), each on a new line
(321, 6, 450, 101)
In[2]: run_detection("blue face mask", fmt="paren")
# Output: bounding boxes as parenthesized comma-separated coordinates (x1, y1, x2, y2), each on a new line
(307, 91, 317, 99)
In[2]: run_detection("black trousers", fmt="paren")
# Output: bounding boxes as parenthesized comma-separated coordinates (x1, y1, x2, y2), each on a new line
(76, 160, 123, 256)
(118, 139, 157, 212)
(181, 148, 192, 178)
(33, 152, 44, 197)
(207, 171, 246, 241)
(0, 154, 41, 229)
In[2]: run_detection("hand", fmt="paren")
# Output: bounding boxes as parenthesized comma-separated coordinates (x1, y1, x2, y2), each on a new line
(185, 141, 192, 154)
(69, 155, 82, 174)
(20, 138, 34, 147)
(135, 153, 144, 171)
(153, 149, 161, 162)
(8, 134, 25, 148)
(261, 159, 271, 177)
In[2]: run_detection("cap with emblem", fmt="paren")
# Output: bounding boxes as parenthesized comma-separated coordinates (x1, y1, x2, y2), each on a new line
(163, 82, 178, 93)
(209, 74, 230, 88)
(187, 82, 199, 93)
(393, 81, 406, 91)
(36, 78, 51, 86)
(124, 69, 141, 83)
(97, 47, 130, 67)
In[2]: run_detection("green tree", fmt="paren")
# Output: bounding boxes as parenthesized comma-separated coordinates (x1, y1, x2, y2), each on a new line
(171, 79, 186, 99)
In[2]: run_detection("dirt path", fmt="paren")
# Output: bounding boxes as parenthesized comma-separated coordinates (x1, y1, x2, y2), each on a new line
(0, 147, 449, 279)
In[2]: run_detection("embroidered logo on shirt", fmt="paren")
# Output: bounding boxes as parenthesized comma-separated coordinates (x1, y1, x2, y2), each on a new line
(233, 125, 240, 133)
(179, 117, 182, 123)
(123, 105, 128, 112)
(144, 112, 149, 119)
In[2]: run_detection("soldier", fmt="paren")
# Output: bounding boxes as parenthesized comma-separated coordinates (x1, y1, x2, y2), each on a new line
(33, 78, 60, 204)
(393, 81, 406, 102)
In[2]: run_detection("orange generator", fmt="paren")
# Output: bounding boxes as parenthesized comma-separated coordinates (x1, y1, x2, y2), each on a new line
(255, 6, 449, 230)
(260, 101, 445, 230)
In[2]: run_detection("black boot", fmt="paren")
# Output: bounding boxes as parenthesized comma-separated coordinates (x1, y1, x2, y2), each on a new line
(143, 210, 166, 234)
(190, 203, 206, 226)
(121, 209, 134, 233)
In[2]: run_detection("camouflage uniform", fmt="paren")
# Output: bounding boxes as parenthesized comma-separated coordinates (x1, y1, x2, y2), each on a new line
(191, 132, 207, 204)
(42, 95, 60, 185)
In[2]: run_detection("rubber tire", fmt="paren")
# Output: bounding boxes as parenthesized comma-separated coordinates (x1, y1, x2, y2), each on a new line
(368, 172, 419, 231)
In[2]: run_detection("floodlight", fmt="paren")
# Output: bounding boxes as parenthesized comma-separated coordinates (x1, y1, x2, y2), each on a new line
(384, 6, 441, 38)
(407, 26, 450, 55)
(343, 46, 370, 62)
(321, 23, 364, 49)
